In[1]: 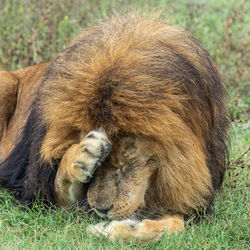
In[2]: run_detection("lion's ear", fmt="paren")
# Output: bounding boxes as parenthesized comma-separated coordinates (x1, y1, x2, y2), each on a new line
(0, 71, 19, 141)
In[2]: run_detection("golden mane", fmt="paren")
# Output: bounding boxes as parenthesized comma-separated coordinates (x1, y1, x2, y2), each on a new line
(35, 13, 229, 214)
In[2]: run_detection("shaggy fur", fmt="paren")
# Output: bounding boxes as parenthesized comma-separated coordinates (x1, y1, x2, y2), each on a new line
(0, 13, 229, 215)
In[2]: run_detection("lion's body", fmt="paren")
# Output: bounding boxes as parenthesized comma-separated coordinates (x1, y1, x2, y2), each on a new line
(0, 62, 49, 160)
(0, 13, 229, 240)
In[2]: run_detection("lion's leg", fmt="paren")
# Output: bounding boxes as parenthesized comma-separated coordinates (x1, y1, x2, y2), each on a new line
(0, 71, 19, 160)
(54, 129, 111, 207)
(87, 214, 184, 241)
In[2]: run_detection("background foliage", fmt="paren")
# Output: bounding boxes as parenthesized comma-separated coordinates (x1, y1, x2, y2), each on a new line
(0, 0, 249, 249)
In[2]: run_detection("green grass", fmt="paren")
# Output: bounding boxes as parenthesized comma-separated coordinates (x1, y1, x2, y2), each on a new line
(0, 0, 249, 249)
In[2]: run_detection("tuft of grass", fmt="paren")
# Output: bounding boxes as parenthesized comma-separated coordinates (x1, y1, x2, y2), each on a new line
(0, 0, 249, 249)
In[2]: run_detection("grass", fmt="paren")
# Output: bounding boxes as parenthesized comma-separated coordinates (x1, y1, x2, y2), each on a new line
(0, 0, 249, 249)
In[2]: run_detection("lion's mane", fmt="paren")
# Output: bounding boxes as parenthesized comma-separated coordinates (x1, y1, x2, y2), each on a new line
(0, 13, 229, 213)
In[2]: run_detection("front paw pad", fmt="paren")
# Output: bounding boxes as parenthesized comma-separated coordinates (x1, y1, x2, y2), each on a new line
(73, 128, 111, 183)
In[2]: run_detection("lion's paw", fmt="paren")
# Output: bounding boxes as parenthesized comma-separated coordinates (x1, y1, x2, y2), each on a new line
(72, 128, 111, 183)
(86, 219, 139, 240)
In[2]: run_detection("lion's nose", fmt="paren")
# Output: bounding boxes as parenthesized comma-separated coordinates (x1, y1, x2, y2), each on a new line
(93, 205, 113, 215)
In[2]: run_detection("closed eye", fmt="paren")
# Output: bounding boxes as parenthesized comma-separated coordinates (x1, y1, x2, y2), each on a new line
(121, 164, 134, 173)
(146, 158, 156, 164)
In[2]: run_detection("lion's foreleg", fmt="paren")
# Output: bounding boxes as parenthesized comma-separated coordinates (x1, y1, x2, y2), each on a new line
(54, 143, 86, 207)
(87, 214, 184, 241)
(54, 129, 111, 207)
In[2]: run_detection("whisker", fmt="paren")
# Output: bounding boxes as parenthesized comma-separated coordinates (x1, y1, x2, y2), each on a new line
(133, 207, 169, 219)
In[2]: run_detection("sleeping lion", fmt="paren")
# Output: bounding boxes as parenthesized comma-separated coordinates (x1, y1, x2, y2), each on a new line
(0, 13, 229, 241)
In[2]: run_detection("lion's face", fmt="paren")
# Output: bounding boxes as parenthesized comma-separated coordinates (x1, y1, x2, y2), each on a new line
(87, 136, 157, 219)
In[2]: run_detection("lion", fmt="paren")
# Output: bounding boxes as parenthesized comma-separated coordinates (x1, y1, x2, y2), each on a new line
(0, 13, 229, 241)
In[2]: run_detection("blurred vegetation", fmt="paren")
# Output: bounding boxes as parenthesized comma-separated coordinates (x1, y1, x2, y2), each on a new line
(0, 0, 249, 249)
